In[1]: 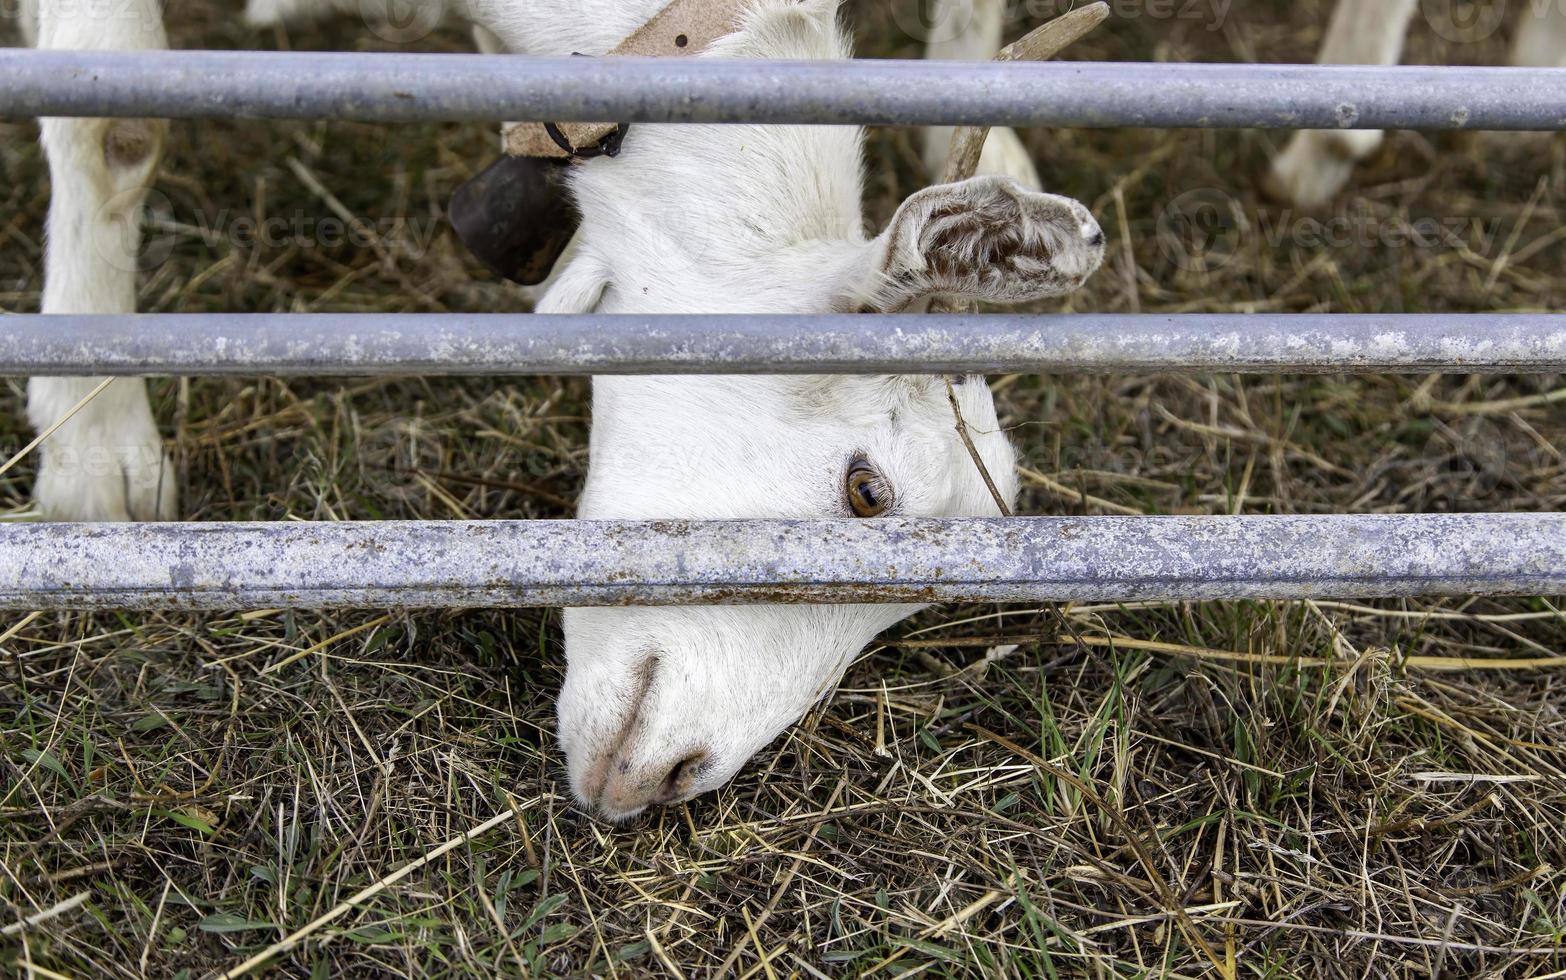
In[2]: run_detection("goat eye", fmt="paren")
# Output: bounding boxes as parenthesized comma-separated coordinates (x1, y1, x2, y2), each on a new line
(846, 457, 893, 518)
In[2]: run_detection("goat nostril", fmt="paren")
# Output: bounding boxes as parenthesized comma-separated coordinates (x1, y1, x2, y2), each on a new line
(652, 751, 707, 805)
(1086, 230, 1105, 248)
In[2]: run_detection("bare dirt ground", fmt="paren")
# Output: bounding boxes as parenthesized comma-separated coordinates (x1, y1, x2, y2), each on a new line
(2, 0, 1565, 975)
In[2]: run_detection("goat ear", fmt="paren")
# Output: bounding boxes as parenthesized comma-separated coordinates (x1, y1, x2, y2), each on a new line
(536, 254, 611, 314)
(853, 175, 1105, 313)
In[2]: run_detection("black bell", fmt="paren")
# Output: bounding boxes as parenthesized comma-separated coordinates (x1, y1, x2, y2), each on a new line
(448, 155, 580, 287)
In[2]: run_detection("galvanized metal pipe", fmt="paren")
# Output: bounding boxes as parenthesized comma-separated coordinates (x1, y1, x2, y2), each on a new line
(1, 52, 1563, 130)
(0, 516, 1561, 610)
(4, 313, 1566, 377)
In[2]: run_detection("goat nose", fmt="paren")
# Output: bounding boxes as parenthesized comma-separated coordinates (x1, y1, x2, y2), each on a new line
(598, 749, 709, 818)
(1075, 205, 1103, 244)
(652, 751, 708, 805)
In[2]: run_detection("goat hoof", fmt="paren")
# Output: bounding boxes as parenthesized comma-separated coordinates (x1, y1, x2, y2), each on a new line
(1264, 130, 1365, 210)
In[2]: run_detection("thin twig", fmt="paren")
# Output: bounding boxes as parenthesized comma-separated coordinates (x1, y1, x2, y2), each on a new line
(1017, 465, 1146, 515)
(0, 612, 44, 651)
(0, 378, 116, 482)
(1423, 386, 1566, 417)
(2, 891, 90, 938)
(259, 614, 392, 675)
(945, 378, 1012, 517)
(218, 806, 517, 978)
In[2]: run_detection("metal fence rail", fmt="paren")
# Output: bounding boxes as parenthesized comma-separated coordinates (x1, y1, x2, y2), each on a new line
(2, 52, 1564, 130)
(6, 313, 1566, 376)
(2, 49, 1563, 612)
(1, 516, 1561, 610)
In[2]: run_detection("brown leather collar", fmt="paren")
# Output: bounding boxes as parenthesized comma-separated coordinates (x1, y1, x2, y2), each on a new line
(503, 0, 752, 160)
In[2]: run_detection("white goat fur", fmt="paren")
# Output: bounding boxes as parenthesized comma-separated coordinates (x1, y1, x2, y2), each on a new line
(19, 0, 1104, 820)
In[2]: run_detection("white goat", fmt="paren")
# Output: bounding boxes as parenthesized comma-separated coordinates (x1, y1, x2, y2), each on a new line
(16, 0, 1104, 820)
(1270, 0, 1566, 208)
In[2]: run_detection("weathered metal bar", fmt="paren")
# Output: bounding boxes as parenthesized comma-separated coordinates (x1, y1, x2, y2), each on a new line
(1, 52, 1563, 130)
(0, 516, 1561, 610)
(4, 313, 1566, 377)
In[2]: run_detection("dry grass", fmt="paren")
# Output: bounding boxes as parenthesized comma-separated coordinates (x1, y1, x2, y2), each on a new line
(3, 0, 1566, 976)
